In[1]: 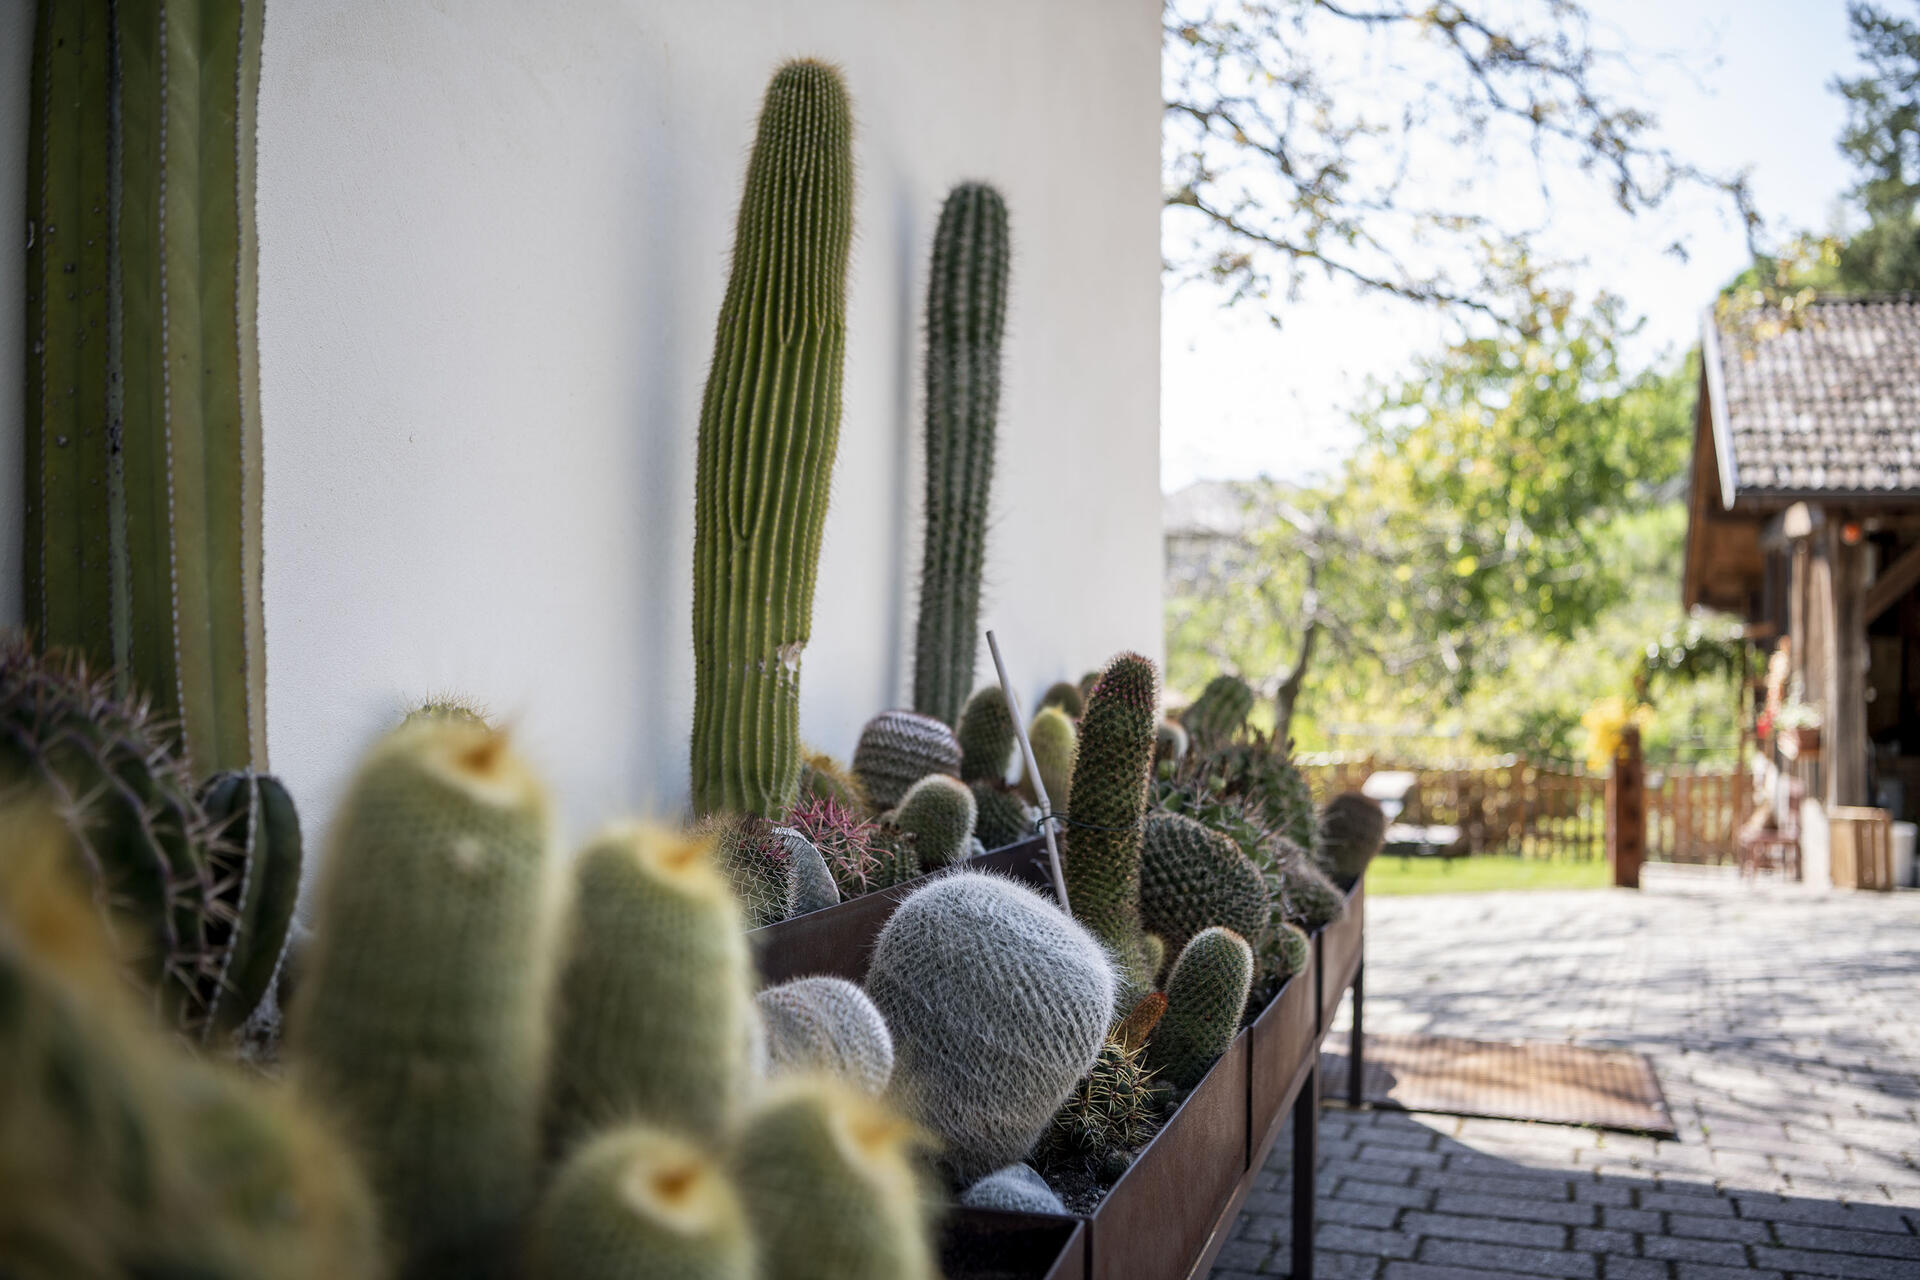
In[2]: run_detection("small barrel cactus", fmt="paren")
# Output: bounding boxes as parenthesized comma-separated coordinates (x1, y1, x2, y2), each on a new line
(971, 780, 1036, 851)
(866, 871, 1115, 1184)
(769, 825, 840, 917)
(755, 976, 895, 1095)
(549, 824, 755, 1149)
(1063, 652, 1159, 985)
(1270, 921, 1311, 982)
(528, 1124, 754, 1280)
(1038, 1035, 1162, 1180)
(1147, 926, 1253, 1090)
(289, 718, 556, 1279)
(798, 750, 867, 814)
(1317, 791, 1387, 882)
(1021, 706, 1077, 812)
(1180, 674, 1255, 747)
(958, 1164, 1065, 1215)
(956, 685, 1017, 783)
(888, 774, 976, 871)
(732, 1079, 936, 1280)
(1139, 813, 1271, 960)
(709, 815, 799, 929)
(851, 710, 961, 810)
(785, 795, 916, 899)
(1039, 681, 1085, 719)
(1275, 841, 1347, 932)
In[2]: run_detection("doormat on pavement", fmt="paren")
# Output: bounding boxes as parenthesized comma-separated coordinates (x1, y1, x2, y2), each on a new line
(1320, 1032, 1677, 1137)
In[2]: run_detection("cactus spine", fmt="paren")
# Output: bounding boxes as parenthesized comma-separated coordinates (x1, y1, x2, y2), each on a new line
(888, 773, 977, 870)
(550, 824, 755, 1149)
(1063, 653, 1159, 984)
(529, 1125, 754, 1280)
(956, 685, 1016, 782)
(911, 185, 1010, 726)
(197, 770, 302, 1038)
(289, 719, 556, 1279)
(690, 61, 854, 818)
(1138, 812, 1271, 960)
(25, 0, 268, 773)
(1147, 926, 1252, 1090)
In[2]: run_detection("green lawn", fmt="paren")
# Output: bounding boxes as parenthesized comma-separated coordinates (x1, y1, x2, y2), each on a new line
(1365, 853, 1611, 896)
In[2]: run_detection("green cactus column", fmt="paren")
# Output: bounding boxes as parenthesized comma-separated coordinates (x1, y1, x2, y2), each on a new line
(1064, 652, 1159, 984)
(911, 184, 1010, 727)
(24, 0, 269, 775)
(690, 61, 854, 818)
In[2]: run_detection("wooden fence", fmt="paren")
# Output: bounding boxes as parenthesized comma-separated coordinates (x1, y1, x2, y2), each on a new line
(1297, 752, 1747, 864)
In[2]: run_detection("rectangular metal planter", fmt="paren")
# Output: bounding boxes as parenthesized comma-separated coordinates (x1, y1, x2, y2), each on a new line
(1315, 877, 1365, 1029)
(1248, 959, 1318, 1162)
(748, 834, 1051, 986)
(942, 1211, 1086, 1280)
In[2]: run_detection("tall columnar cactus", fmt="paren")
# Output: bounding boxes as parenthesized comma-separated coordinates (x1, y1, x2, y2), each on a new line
(550, 824, 755, 1149)
(851, 710, 961, 810)
(25, 0, 268, 774)
(956, 685, 1016, 782)
(1022, 705, 1077, 812)
(732, 1079, 936, 1280)
(1317, 791, 1387, 883)
(690, 60, 855, 818)
(866, 871, 1115, 1184)
(1139, 812, 1271, 960)
(528, 1125, 754, 1280)
(1064, 653, 1159, 985)
(289, 718, 557, 1279)
(0, 636, 224, 1033)
(1147, 926, 1252, 1090)
(911, 185, 1010, 727)
(197, 770, 302, 1038)
(1181, 674, 1256, 748)
(888, 773, 976, 870)
(755, 976, 895, 1096)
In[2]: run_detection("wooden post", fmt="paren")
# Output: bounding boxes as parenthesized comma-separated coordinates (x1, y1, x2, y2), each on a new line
(1608, 726, 1645, 889)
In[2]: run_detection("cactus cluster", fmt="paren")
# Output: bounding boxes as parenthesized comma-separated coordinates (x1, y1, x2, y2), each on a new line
(851, 710, 962, 811)
(785, 795, 917, 898)
(971, 780, 1037, 850)
(756, 976, 895, 1096)
(911, 185, 1011, 728)
(1146, 927, 1253, 1090)
(886, 773, 977, 870)
(690, 61, 854, 819)
(1138, 812, 1271, 960)
(1180, 674, 1255, 749)
(866, 871, 1116, 1184)
(956, 685, 1017, 782)
(1317, 791, 1387, 883)
(1063, 652, 1160, 986)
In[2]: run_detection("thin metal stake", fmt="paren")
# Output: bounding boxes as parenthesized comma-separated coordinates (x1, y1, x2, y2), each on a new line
(986, 629, 1070, 913)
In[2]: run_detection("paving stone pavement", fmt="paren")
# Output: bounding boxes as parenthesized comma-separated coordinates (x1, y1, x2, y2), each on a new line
(1212, 867, 1920, 1279)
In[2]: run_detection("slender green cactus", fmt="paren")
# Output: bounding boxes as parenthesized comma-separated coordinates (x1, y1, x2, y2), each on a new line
(529, 1125, 754, 1280)
(1021, 706, 1077, 812)
(197, 770, 302, 1039)
(25, 0, 269, 774)
(1138, 812, 1270, 961)
(956, 685, 1016, 782)
(911, 184, 1010, 726)
(887, 774, 976, 870)
(690, 61, 855, 818)
(550, 824, 755, 1150)
(1040, 681, 1085, 719)
(970, 780, 1035, 850)
(1063, 653, 1159, 984)
(289, 719, 556, 1279)
(1317, 791, 1387, 882)
(1147, 926, 1252, 1090)
(1181, 675, 1255, 748)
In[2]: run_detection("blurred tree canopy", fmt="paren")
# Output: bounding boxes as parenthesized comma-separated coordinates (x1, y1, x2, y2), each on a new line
(1832, 1, 1920, 289)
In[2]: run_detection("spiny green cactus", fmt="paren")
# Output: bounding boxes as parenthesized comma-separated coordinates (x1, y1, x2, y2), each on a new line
(785, 795, 917, 898)
(1180, 675, 1256, 748)
(1112, 990, 1167, 1052)
(1037, 1035, 1162, 1181)
(25, 0, 269, 775)
(851, 710, 961, 811)
(732, 1079, 936, 1280)
(1271, 921, 1310, 981)
(550, 824, 755, 1149)
(1040, 681, 1085, 720)
(289, 718, 556, 1279)
(1141, 932, 1166, 985)
(1139, 812, 1271, 961)
(708, 814, 799, 928)
(756, 976, 895, 1096)
(689, 60, 854, 818)
(1199, 738, 1318, 851)
(404, 696, 492, 728)
(197, 770, 302, 1039)
(1147, 926, 1252, 1091)
(1155, 719, 1189, 767)
(970, 780, 1035, 850)
(529, 1124, 754, 1280)
(956, 685, 1016, 783)
(1021, 705, 1077, 812)
(1063, 652, 1159, 985)
(798, 750, 867, 814)
(958, 1164, 1065, 1215)
(866, 871, 1115, 1184)
(1275, 840, 1347, 932)
(770, 825, 840, 917)
(0, 636, 225, 1034)
(1317, 791, 1386, 883)
(887, 774, 976, 871)
(911, 184, 1010, 727)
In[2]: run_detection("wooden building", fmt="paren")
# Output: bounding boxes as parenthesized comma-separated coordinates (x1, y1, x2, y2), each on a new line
(1683, 295, 1920, 877)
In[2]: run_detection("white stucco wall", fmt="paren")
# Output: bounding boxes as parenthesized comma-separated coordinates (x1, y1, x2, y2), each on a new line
(2, 0, 1164, 853)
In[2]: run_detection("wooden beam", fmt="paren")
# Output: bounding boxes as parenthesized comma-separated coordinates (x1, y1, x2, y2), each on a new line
(1825, 528, 1869, 809)
(1866, 539, 1920, 623)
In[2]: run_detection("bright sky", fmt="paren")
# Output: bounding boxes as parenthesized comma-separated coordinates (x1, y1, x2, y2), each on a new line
(1160, 0, 1863, 491)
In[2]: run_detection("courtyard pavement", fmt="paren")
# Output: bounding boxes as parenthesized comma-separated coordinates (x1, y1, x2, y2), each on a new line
(1212, 866, 1920, 1279)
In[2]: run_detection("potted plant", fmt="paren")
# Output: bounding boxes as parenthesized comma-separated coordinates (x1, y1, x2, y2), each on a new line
(1776, 699, 1822, 759)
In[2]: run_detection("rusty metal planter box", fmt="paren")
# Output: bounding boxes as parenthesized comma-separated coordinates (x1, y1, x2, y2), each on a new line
(1248, 960, 1317, 1161)
(1316, 878, 1365, 1027)
(943, 1211, 1086, 1280)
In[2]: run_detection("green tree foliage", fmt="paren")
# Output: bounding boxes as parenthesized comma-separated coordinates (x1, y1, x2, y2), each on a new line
(1833, 2, 1920, 290)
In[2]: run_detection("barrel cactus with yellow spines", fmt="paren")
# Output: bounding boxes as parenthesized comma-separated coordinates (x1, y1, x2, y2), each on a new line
(1021, 705, 1077, 812)
(289, 717, 557, 1279)
(690, 60, 855, 818)
(1063, 652, 1159, 984)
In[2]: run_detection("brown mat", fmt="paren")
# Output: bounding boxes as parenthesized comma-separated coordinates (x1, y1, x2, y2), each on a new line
(1320, 1032, 1676, 1137)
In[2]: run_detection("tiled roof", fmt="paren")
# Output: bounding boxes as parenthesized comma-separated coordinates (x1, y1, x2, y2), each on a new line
(1707, 295, 1920, 497)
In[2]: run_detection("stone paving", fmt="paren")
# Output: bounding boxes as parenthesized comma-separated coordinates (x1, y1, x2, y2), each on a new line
(1212, 866, 1920, 1279)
